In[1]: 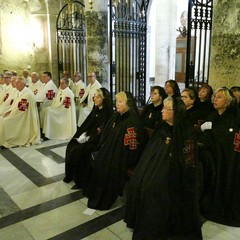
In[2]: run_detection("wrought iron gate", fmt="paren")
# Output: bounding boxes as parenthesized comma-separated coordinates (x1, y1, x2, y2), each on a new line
(56, 0, 86, 82)
(109, 0, 149, 106)
(185, 0, 213, 87)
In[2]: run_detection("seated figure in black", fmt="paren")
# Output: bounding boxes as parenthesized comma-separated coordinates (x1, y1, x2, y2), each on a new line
(85, 91, 146, 210)
(200, 87, 240, 227)
(140, 86, 167, 135)
(124, 96, 202, 240)
(63, 87, 113, 188)
(164, 79, 181, 98)
(181, 87, 202, 134)
(197, 83, 215, 121)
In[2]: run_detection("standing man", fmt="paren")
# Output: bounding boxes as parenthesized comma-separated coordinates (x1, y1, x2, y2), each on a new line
(36, 71, 58, 127)
(72, 71, 86, 119)
(78, 72, 102, 127)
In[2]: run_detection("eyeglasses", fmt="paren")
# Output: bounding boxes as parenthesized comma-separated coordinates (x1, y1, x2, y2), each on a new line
(88, 75, 94, 78)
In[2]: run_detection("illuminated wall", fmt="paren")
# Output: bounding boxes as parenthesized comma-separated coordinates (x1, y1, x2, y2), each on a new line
(0, 0, 62, 82)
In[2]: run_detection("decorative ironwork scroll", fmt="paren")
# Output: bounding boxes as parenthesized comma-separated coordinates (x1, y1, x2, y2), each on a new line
(56, 1, 86, 82)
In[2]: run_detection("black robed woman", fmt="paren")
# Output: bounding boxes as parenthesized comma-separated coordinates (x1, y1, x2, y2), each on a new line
(164, 79, 181, 98)
(124, 96, 202, 240)
(63, 87, 113, 188)
(197, 83, 215, 120)
(200, 87, 240, 227)
(140, 86, 167, 130)
(85, 91, 146, 210)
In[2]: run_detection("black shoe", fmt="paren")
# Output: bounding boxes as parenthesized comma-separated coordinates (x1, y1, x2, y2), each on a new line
(71, 184, 81, 190)
(0, 146, 7, 150)
(42, 136, 49, 141)
(63, 177, 72, 183)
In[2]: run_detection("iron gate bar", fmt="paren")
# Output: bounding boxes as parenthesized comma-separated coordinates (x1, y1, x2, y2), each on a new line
(109, 0, 149, 106)
(186, 0, 213, 88)
(56, 0, 86, 83)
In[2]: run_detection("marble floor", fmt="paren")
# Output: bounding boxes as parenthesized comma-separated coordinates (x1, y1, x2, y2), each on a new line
(0, 139, 240, 240)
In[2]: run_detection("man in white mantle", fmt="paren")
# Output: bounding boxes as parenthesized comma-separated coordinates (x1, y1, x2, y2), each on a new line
(0, 75, 18, 116)
(35, 71, 58, 127)
(72, 71, 86, 120)
(0, 76, 40, 148)
(42, 78, 76, 140)
(29, 72, 43, 96)
(78, 72, 102, 127)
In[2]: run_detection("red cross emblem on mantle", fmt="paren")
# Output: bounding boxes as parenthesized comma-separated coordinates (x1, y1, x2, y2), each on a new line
(46, 90, 55, 100)
(124, 127, 137, 150)
(18, 99, 29, 111)
(34, 89, 38, 95)
(4, 93, 9, 102)
(63, 97, 71, 108)
(79, 88, 85, 98)
(233, 132, 240, 152)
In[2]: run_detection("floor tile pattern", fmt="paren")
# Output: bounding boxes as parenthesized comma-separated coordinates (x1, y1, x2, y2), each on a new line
(0, 140, 239, 239)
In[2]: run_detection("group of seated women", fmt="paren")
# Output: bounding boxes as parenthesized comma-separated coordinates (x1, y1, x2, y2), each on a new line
(63, 81, 240, 240)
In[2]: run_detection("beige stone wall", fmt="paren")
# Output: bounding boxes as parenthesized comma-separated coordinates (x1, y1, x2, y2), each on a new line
(209, 0, 240, 90)
(0, 0, 63, 85)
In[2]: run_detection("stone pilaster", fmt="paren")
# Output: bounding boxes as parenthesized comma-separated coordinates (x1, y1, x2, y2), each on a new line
(85, 0, 108, 87)
(209, 0, 240, 89)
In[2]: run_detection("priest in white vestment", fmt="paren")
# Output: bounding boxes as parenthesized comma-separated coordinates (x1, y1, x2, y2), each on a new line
(29, 72, 43, 95)
(42, 78, 76, 140)
(0, 76, 40, 148)
(0, 76, 18, 116)
(35, 71, 58, 127)
(78, 72, 102, 127)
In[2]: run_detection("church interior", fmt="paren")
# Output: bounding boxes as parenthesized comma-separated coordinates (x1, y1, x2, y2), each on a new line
(0, 0, 240, 239)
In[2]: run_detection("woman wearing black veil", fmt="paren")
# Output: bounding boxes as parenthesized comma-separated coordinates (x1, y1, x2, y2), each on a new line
(63, 87, 113, 189)
(85, 91, 146, 210)
(124, 96, 202, 240)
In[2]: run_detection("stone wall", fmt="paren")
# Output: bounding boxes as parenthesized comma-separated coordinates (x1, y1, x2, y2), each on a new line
(209, 0, 240, 90)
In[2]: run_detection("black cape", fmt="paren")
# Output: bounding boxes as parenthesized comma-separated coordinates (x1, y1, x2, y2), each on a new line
(200, 108, 240, 226)
(140, 103, 163, 129)
(64, 106, 113, 186)
(124, 122, 202, 240)
(197, 100, 215, 121)
(86, 111, 146, 210)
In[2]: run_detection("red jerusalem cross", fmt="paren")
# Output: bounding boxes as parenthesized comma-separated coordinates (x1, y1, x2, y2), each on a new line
(46, 90, 55, 100)
(233, 132, 240, 152)
(34, 89, 38, 95)
(79, 89, 85, 98)
(63, 97, 71, 108)
(18, 99, 29, 111)
(4, 93, 9, 102)
(124, 127, 137, 150)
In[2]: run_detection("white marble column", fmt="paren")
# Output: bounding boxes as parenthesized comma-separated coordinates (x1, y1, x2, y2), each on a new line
(154, 0, 178, 86)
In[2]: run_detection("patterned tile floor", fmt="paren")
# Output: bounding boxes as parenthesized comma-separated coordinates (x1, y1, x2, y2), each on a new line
(0, 139, 239, 240)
